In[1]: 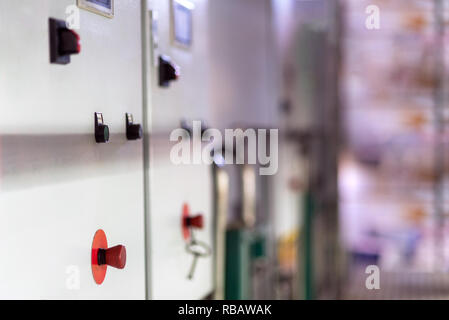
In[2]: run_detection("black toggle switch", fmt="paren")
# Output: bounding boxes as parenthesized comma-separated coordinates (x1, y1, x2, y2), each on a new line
(159, 55, 180, 87)
(95, 113, 109, 143)
(126, 113, 143, 140)
(49, 18, 81, 65)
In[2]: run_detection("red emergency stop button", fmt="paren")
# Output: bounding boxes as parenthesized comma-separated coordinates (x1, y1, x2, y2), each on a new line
(182, 203, 204, 240)
(98, 245, 127, 269)
(185, 215, 204, 229)
(91, 230, 127, 285)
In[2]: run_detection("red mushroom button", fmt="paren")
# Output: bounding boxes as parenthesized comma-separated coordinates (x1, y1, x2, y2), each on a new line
(182, 203, 205, 240)
(97, 245, 127, 269)
(186, 215, 204, 229)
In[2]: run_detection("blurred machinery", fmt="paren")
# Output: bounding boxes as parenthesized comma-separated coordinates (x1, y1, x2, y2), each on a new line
(273, 0, 343, 299)
(340, 0, 449, 299)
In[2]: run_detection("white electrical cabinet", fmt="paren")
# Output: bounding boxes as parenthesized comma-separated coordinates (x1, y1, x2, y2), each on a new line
(0, 0, 146, 299)
(145, 0, 215, 299)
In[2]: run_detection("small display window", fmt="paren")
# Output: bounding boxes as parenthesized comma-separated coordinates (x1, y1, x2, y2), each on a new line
(172, 0, 194, 48)
(77, 0, 114, 18)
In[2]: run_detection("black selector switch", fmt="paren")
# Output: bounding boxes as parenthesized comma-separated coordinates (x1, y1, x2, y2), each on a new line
(49, 18, 81, 65)
(159, 55, 180, 87)
(95, 113, 109, 143)
(126, 113, 143, 141)
(59, 29, 80, 55)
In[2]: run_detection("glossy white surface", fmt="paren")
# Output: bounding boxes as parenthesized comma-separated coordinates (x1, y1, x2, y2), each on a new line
(0, 0, 145, 299)
(0, 0, 142, 135)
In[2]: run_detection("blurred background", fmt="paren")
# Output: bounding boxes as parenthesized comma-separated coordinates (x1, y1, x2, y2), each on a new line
(272, 0, 449, 299)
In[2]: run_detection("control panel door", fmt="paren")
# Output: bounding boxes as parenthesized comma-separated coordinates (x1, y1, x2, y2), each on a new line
(0, 0, 145, 299)
(144, 0, 215, 299)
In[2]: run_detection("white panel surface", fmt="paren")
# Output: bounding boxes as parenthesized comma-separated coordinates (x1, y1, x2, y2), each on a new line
(149, 138, 214, 300)
(148, 0, 211, 131)
(145, 0, 215, 299)
(0, 0, 142, 135)
(0, 0, 145, 299)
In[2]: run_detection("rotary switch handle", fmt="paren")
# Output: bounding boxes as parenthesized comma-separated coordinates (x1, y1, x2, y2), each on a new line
(126, 113, 143, 140)
(59, 29, 81, 55)
(49, 18, 81, 65)
(95, 112, 110, 143)
(97, 245, 127, 269)
(159, 55, 180, 87)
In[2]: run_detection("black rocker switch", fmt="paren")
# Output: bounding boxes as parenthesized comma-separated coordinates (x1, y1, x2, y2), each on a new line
(159, 55, 180, 87)
(126, 113, 143, 140)
(49, 18, 81, 65)
(95, 113, 109, 143)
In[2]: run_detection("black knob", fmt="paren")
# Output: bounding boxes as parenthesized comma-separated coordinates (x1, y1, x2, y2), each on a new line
(96, 125, 109, 143)
(126, 113, 142, 140)
(95, 113, 110, 143)
(159, 55, 180, 87)
(127, 124, 142, 140)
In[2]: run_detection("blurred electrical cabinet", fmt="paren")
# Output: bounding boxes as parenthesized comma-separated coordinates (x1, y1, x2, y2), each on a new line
(285, 0, 342, 299)
(205, 0, 278, 300)
(0, 0, 145, 298)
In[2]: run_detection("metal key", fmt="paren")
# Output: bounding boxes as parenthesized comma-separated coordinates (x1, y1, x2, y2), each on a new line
(187, 252, 200, 280)
(185, 230, 211, 280)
